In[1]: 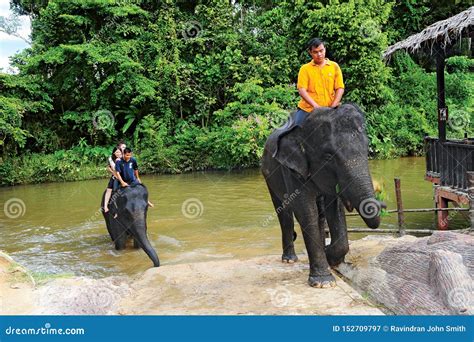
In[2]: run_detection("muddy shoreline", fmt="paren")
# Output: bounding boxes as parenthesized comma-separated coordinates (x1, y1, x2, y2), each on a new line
(0, 251, 382, 315)
(2, 231, 472, 315)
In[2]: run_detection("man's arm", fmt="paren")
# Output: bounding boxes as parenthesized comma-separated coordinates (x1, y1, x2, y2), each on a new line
(298, 88, 321, 109)
(330, 88, 344, 108)
(116, 172, 128, 187)
(331, 64, 345, 108)
(134, 170, 141, 184)
(133, 159, 141, 184)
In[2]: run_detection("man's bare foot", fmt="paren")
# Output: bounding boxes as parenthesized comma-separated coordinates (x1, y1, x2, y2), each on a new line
(104, 206, 109, 213)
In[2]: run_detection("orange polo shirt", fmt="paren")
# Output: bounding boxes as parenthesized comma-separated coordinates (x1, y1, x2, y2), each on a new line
(297, 59, 345, 112)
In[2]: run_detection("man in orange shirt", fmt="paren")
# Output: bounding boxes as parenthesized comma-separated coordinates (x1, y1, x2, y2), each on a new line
(294, 38, 345, 125)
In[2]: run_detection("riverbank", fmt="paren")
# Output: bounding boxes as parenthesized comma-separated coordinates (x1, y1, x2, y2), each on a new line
(2, 233, 472, 315)
(1, 251, 383, 315)
(0, 147, 245, 187)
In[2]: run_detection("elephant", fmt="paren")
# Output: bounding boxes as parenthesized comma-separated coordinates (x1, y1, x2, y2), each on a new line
(261, 103, 383, 288)
(101, 184, 160, 267)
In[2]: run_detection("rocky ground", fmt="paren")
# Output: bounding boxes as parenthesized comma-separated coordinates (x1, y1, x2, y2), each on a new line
(335, 231, 473, 315)
(1, 231, 472, 315)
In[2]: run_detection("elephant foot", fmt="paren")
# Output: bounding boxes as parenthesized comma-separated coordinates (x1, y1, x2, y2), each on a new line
(282, 253, 298, 263)
(325, 244, 349, 267)
(308, 274, 336, 288)
(326, 254, 345, 267)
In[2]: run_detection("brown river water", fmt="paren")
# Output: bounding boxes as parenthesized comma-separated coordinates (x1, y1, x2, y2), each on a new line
(0, 157, 469, 278)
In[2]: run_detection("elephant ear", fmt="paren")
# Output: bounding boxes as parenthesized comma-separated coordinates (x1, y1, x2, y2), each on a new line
(275, 133, 309, 180)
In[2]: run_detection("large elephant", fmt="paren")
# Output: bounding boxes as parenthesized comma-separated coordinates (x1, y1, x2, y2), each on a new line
(101, 184, 160, 267)
(262, 103, 382, 288)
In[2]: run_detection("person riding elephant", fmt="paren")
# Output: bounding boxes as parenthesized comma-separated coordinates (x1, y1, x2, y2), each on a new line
(101, 183, 160, 267)
(294, 38, 345, 126)
(262, 103, 383, 288)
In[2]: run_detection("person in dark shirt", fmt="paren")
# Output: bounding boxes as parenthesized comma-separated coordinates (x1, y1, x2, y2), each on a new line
(115, 147, 141, 187)
(114, 147, 154, 207)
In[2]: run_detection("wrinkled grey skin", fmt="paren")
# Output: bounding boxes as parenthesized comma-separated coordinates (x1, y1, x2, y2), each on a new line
(101, 184, 160, 267)
(262, 103, 382, 288)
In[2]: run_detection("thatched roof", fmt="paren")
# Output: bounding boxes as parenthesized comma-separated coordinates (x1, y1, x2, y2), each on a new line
(383, 6, 473, 60)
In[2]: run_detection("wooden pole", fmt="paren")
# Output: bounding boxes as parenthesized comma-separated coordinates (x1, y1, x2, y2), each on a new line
(338, 228, 435, 235)
(468, 172, 474, 230)
(435, 44, 447, 142)
(345, 207, 467, 216)
(394, 178, 405, 236)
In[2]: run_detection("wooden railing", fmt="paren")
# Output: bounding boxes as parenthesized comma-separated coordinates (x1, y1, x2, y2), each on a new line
(425, 137, 474, 191)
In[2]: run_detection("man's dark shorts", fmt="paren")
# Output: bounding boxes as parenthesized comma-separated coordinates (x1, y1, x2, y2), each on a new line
(294, 108, 309, 126)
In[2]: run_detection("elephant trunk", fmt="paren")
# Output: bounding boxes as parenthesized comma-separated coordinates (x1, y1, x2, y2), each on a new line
(133, 220, 160, 267)
(340, 161, 382, 229)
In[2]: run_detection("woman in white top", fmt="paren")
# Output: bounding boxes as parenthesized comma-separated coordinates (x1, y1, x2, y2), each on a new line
(103, 147, 122, 213)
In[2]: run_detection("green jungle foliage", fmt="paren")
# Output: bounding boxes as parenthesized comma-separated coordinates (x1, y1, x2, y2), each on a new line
(0, 0, 472, 185)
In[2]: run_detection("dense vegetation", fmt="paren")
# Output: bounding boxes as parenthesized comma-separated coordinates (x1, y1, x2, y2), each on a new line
(1, 0, 472, 185)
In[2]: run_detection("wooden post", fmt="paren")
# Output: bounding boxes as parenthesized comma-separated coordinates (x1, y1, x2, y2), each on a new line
(435, 44, 447, 142)
(468, 172, 474, 230)
(394, 178, 405, 236)
(435, 186, 450, 230)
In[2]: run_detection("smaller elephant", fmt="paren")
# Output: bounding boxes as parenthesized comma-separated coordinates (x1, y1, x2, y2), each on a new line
(101, 184, 160, 267)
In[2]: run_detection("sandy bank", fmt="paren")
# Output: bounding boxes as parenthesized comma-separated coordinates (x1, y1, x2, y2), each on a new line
(0, 252, 382, 315)
(4, 231, 470, 315)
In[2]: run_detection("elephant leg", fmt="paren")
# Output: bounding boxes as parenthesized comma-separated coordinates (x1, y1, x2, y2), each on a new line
(268, 188, 298, 263)
(101, 192, 116, 242)
(324, 195, 349, 267)
(114, 231, 127, 250)
(102, 211, 116, 242)
(316, 195, 328, 249)
(110, 218, 128, 250)
(292, 191, 335, 288)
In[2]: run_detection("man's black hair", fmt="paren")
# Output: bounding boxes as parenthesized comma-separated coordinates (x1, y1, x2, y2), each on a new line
(123, 147, 132, 154)
(307, 38, 325, 50)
